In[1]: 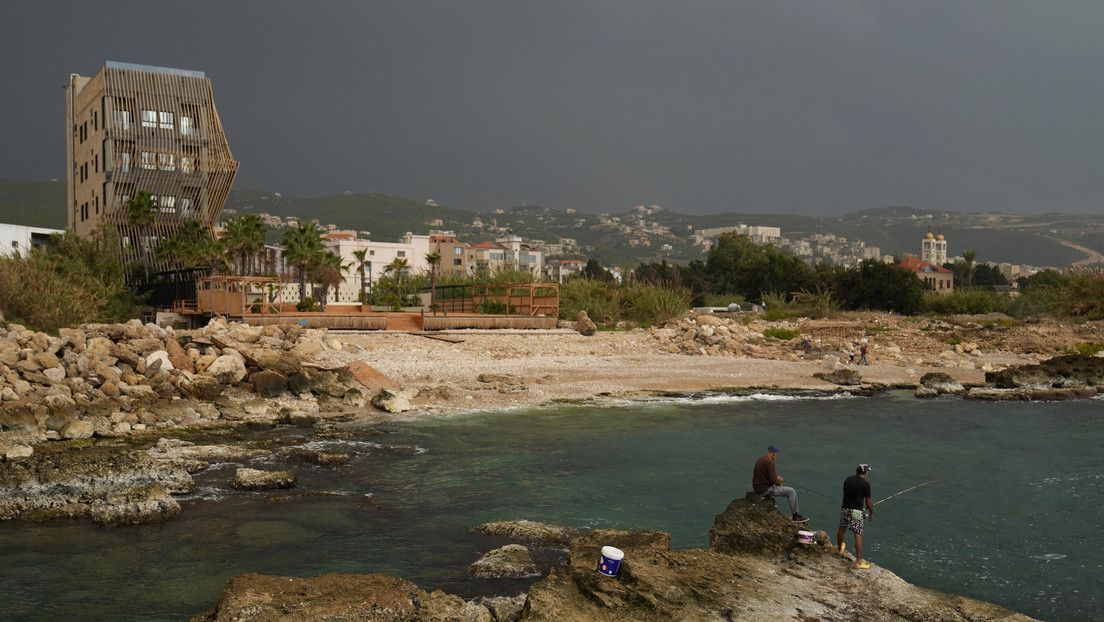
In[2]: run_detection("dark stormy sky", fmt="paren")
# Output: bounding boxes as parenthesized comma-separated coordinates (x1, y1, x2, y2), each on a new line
(4, 1, 1104, 216)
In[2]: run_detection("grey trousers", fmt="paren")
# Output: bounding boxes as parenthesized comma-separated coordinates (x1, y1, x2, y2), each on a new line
(764, 485, 799, 515)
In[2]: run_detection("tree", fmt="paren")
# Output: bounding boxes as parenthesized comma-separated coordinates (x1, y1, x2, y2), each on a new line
(124, 190, 157, 282)
(281, 221, 326, 302)
(353, 248, 370, 305)
(827, 259, 924, 315)
(705, 232, 814, 303)
(310, 250, 347, 311)
(582, 258, 613, 281)
(961, 249, 978, 289)
(222, 214, 267, 276)
(425, 251, 442, 305)
(385, 257, 409, 295)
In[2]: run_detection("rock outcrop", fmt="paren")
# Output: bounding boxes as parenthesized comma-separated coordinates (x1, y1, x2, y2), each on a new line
(963, 353, 1104, 400)
(194, 494, 1039, 621)
(0, 317, 400, 461)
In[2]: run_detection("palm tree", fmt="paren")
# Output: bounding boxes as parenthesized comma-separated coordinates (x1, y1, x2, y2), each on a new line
(124, 190, 157, 282)
(280, 221, 326, 302)
(222, 214, 267, 276)
(425, 251, 442, 305)
(353, 248, 370, 306)
(385, 257, 409, 297)
(961, 249, 978, 289)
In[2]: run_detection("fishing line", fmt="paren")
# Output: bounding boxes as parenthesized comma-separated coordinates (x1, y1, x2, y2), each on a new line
(787, 481, 835, 501)
(874, 479, 942, 506)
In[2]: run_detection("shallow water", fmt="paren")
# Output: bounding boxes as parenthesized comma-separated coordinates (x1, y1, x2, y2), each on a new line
(0, 391, 1100, 621)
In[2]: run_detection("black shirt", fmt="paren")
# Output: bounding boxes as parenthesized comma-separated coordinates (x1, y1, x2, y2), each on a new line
(842, 474, 871, 510)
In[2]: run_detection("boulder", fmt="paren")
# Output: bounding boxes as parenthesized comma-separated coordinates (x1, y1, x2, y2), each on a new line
(176, 373, 225, 401)
(919, 371, 965, 395)
(473, 519, 584, 546)
(813, 368, 862, 386)
(89, 482, 181, 526)
(576, 310, 597, 336)
(230, 467, 297, 491)
(371, 388, 415, 413)
(205, 355, 247, 385)
(251, 370, 288, 398)
(189, 573, 495, 622)
(468, 544, 540, 578)
(255, 350, 302, 376)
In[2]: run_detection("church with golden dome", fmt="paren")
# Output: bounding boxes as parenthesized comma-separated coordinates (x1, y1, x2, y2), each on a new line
(894, 226, 954, 293)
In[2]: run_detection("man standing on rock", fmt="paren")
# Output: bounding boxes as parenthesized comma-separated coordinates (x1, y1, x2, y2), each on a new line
(752, 445, 808, 523)
(837, 463, 875, 569)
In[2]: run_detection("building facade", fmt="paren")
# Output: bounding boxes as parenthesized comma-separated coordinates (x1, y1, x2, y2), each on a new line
(0, 223, 64, 257)
(65, 61, 239, 270)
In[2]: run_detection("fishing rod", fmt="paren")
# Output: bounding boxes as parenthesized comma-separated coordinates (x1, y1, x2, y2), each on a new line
(874, 479, 941, 506)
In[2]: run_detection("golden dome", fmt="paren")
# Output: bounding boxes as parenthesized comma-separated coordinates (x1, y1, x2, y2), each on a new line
(936, 234, 944, 241)
(924, 232, 934, 239)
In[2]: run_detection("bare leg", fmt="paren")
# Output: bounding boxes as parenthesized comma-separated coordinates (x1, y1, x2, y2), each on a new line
(854, 533, 864, 566)
(836, 527, 847, 555)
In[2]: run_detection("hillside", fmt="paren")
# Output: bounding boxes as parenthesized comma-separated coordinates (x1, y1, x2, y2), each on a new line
(4, 178, 1104, 268)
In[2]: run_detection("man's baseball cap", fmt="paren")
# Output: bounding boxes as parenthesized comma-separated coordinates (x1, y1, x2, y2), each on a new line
(767, 445, 781, 453)
(858, 463, 871, 474)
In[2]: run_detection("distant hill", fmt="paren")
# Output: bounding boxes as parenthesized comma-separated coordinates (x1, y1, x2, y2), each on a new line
(0, 179, 67, 229)
(4, 178, 1103, 268)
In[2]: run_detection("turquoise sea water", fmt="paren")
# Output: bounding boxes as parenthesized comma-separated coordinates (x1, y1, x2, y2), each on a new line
(0, 391, 1101, 621)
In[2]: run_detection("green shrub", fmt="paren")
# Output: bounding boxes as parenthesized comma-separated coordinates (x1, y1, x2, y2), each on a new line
(921, 289, 1012, 315)
(622, 283, 692, 326)
(1073, 342, 1104, 355)
(559, 278, 622, 324)
(763, 327, 799, 340)
(296, 297, 318, 312)
(0, 229, 141, 330)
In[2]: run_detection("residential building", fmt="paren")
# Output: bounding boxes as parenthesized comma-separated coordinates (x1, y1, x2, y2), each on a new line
(545, 259, 587, 282)
(0, 223, 64, 257)
(430, 233, 467, 276)
(65, 61, 239, 270)
(322, 231, 430, 303)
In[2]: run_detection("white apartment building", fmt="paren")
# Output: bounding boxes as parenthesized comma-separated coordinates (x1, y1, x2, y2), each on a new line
(0, 223, 64, 257)
(322, 231, 431, 303)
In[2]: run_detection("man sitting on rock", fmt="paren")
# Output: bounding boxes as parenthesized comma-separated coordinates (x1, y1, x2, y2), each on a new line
(752, 445, 808, 523)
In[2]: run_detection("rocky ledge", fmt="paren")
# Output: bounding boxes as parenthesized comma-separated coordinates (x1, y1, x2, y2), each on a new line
(192, 493, 1038, 622)
(0, 317, 414, 462)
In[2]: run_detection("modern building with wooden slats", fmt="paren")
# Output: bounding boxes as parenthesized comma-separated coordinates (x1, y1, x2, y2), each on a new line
(65, 61, 239, 271)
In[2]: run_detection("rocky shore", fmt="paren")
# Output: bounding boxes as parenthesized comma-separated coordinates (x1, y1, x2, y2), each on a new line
(1, 309, 1100, 618)
(191, 494, 1039, 621)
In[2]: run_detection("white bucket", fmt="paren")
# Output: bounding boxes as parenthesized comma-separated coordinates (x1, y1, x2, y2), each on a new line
(597, 546, 624, 576)
(797, 530, 815, 545)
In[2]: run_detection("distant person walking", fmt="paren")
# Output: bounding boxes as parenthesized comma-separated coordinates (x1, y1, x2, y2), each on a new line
(837, 463, 875, 569)
(752, 445, 808, 523)
(848, 345, 856, 364)
(858, 344, 869, 365)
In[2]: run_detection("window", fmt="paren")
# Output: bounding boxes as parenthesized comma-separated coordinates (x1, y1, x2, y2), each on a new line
(453, 258, 462, 266)
(114, 110, 131, 130)
(181, 156, 194, 174)
(159, 111, 174, 130)
(180, 197, 196, 217)
(158, 152, 175, 171)
(140, 151, 156, 170)
(180, 115, 197, 136)
(454, 247, 463, 255)
(397, 251, 405, 257)
(116, 142, 133, 172)
(156, 195, 176, 213)
(141, 109, 157, 128)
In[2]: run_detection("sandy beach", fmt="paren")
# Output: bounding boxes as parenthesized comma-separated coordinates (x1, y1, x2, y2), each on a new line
(307, 310, 1080, 418)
